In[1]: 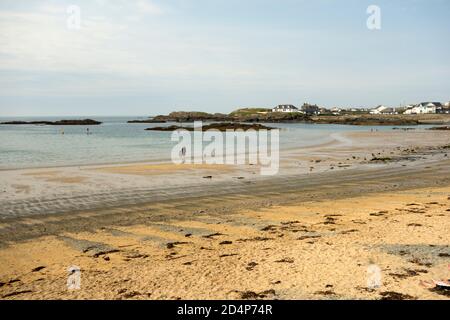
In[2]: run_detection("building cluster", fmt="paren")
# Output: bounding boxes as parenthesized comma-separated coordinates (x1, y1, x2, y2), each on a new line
(370, 102, 450, 115)
(271, 103, 328, 115)
(271, 101, 450, 115)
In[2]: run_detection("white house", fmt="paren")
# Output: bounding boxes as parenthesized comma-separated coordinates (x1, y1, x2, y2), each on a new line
(404, 102, 442, 114)
(403, 108, 414, 115)
(370, 105, 388, 114)
(272, 105, 300, 113)
(402, 104, 416, 115)
(330, 107, 342, 114)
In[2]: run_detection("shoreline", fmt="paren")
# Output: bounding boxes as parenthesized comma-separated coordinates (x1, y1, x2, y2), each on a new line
(0, 121, 443, 171)
(0, 132, 338, 172)
(2, 129, 450, 218)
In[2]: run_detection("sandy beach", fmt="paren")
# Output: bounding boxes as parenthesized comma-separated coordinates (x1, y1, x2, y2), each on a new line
(0, 129, 449, 300)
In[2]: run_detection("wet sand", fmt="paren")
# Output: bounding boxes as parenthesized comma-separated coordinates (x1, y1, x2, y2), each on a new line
(0, 129, 449, 299)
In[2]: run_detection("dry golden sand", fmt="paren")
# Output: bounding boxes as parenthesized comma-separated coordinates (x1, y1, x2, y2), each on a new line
(0, 186, 449, 300)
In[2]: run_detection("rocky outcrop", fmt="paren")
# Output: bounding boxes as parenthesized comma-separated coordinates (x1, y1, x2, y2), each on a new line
(0, 119, 102, 125)
(145, 123, 275, 131)
(231, 112, 309, 123)
(127, 119, 167, 123)
(151, 112, 230, 122)
(311, 115, 419, 126)
(428, 126, 450, 130)
(142, 111, 311, 123)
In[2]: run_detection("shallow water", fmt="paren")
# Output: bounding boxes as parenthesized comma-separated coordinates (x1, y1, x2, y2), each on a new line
(0, 116, 418, 169)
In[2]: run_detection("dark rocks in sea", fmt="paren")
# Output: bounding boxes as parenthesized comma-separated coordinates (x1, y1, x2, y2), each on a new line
(428, 126, 450, 130)
(141, 110, 444, 125)
(311, 115, 420, 126)
(146, 123, 275, 132)
(152, 112, 230, 122)
(127, 119, 167, 123)
(148, 111, 310, 123)
(0, 119, 102, 125)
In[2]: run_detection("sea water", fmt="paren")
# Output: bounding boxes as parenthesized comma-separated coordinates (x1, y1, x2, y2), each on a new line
(0, 116, 410, 169)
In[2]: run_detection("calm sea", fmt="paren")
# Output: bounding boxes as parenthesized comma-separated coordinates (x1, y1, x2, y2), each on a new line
(0, 116, 408, 169)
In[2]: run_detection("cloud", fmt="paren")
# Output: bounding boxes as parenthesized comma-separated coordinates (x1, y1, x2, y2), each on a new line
(136, 0, 164, 15)
(0, 1, 258, 97)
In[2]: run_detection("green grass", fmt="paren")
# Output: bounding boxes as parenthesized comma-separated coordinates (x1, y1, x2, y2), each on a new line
(229, 108, 271, 116)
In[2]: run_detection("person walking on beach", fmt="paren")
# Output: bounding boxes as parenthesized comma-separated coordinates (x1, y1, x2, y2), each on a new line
(181, 146, 186, 163)
(86, 127, 90, 135)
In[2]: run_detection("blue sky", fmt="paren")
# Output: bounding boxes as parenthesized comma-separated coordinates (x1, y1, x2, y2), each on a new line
(0, 0, 449, 116)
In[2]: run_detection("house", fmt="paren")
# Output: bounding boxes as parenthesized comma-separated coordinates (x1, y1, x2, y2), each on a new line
(330, 107, 342, 115)
(271, 105, 300, 113)
(402, 104, 416, 115)
(300, 103, 320, 115)
(370, 105, 398, 115)
(440, 101, 450, 113)
(438, 106, 450, 114)
(437, 103, 450, 114)
(346, 107, 370, 114)
(404, 102, 442, 114)
(370, 105, 388, 114)
(383, 107, 397, 114)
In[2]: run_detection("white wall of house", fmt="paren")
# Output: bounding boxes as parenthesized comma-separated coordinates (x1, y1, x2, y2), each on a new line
(411, 105, 436, 114)
(370, 106, 387, 114)
(403, 108, 413, 115)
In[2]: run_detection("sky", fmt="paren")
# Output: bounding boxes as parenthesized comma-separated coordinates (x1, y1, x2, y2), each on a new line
(0, 0, 449, 116)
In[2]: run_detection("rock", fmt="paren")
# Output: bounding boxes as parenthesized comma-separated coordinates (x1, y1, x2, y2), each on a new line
(370, 157, 393, 162)
(246, 262, 258, 271)
(146, 123, 275, 132)
(379, 291, 416, 300)
(202, 232, 224, 239)
(166, 241, 189, 249)
(122, 291, 142, 298)
(148, 110, 310, 123)
(31, 266, 46, 272)
(275, 258, 294, 263)
(219, 253, 238, 258)
(124, 252, 148, 259)
(2, 290, 33, 298)
(127, 119, 166, 123)
(312, 115, 420, 126)
(0, 119, 101, 125)
(238, 289, 276, 299)
(315, 290, 335, 296)
(428, 126, 450, 130)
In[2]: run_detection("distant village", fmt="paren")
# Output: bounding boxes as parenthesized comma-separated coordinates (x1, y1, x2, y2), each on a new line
(270, 101, 450, 115)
